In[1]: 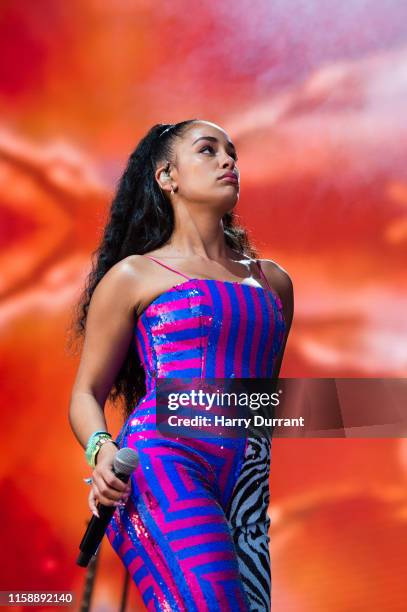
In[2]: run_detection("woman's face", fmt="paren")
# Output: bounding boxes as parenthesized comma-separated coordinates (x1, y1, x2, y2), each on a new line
(169, 121, 240, 210)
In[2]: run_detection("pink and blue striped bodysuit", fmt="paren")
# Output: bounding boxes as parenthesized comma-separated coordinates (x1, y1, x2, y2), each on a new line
(106, 255, 286, 611)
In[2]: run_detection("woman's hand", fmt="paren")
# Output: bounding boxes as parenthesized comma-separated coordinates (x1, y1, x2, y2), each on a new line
(88, 442, 131, 517)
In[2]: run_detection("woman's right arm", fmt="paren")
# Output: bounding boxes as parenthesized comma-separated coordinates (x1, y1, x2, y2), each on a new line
(68, 259, 140, 515)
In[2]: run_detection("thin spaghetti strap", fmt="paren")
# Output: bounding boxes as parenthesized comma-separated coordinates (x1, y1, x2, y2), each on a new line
(256, 259, 284, 311)
(143, 255, 192, 281)
(256, 259, 272, 291)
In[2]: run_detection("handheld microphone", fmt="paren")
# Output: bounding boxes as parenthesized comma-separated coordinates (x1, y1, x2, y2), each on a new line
(76, 447, 139, 567)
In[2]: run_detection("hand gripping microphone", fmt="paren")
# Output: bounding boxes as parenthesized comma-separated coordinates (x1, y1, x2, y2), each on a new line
(76, 447, 139, 567)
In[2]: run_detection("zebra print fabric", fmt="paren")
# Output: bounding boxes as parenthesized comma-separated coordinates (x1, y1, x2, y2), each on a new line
(227, 435, 272, 611)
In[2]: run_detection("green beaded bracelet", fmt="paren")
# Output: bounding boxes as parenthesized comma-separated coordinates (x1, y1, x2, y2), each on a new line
(94, 438, 119, 466)
(85, 432, 112, 467)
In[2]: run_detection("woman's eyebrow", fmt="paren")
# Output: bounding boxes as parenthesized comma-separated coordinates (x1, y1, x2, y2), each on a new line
(192, 136, 236, 152)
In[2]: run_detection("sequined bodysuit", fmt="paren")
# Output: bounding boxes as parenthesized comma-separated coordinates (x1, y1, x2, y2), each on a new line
(106, 255, 286, 611)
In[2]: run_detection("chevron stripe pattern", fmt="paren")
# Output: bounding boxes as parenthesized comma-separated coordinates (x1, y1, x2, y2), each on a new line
(106, 275, 286, 611)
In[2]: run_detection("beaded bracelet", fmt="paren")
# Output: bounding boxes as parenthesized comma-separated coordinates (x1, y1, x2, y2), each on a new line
(85, 431, 112, 468)
(86, 435, 111, 467)
(86, 439, 119, 470)
(85, 430, 110, 453)
(86, 430, 110, 446)
(94, 437, 119, 466)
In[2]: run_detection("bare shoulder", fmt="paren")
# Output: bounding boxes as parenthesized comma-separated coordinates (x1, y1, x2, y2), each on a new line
(94, 254, 190, 317)
(257, 258, 294, 327)
(73, 255, 151, 404)
(103, 254, 151, 281)
(257, 258, 293, 295)
(92, 254, 149, 314)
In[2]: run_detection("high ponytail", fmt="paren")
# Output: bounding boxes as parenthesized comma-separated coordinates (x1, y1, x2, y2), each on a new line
(68, 119, 257, 420)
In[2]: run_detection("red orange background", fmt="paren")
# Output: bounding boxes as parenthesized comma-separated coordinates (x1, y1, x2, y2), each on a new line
(1, 1, 406, 610)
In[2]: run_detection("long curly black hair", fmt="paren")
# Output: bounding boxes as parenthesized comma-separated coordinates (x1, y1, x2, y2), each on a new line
(69, 119, 258, 421)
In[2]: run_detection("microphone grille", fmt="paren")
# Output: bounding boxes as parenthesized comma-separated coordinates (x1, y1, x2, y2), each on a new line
(113, 447, 139, 475)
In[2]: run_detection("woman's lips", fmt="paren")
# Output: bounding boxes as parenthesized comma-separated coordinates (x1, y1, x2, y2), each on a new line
(218, 175, 239, 183)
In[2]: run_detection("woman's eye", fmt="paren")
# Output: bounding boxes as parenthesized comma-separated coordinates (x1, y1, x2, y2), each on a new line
(200, 145, 238, 161)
